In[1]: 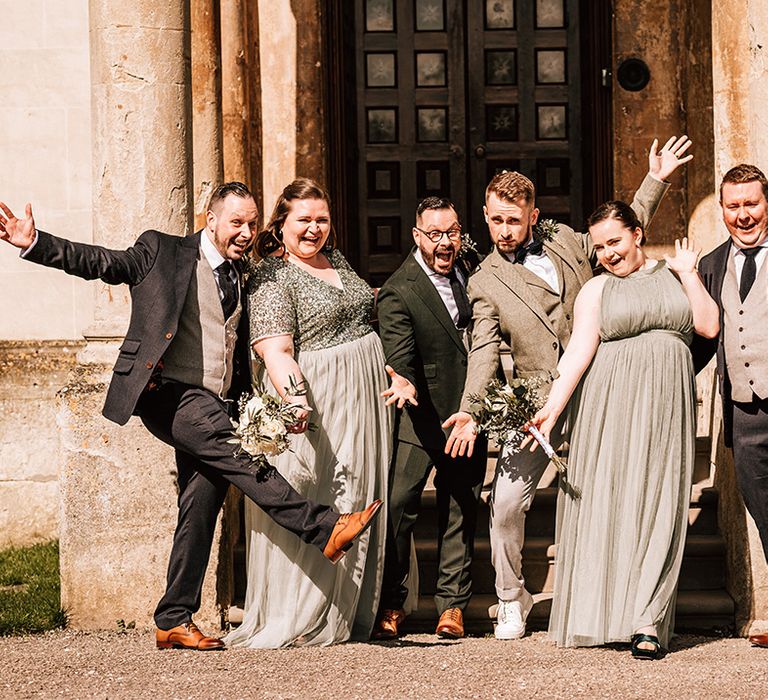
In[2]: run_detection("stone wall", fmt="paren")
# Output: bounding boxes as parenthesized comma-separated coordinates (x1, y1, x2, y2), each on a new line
(0, 341, 84, 547)
(0, 0, 93, 341)
(612, 0, 716, 258)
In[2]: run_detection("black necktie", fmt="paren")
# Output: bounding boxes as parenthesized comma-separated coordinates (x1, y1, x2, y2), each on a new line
(739, 247, 761, 302)
(215, 261, 238, 318)
(514, 238, 544, 264)
(448, 268, 472, 329)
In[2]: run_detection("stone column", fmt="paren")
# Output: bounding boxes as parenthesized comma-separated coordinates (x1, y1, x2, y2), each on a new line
(57, 1, 223, 630)
(711, 0, 768, 635)
(256, 0, 297, 214)
(192, 0, 224, 229)
(221, 0, 250, 184)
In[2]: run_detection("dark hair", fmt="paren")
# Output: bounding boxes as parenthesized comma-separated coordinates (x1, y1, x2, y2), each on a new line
(720, 163, 768, 201)
(254, 178, 336, 258)
(416, 196, 457, 222)
(587, 200, 645, 243)
(208, 181, 253, 212)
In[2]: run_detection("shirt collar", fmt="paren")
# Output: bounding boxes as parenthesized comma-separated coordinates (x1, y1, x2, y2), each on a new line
(731, 240, 768, 257)
(200, 228, 227, 270)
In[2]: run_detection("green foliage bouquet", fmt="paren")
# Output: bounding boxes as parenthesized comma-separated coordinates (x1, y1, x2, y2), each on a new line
(469, 377, 580, 498)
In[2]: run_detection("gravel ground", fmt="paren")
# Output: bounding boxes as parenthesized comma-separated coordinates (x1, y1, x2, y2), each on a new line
(1, 630, 765, 699)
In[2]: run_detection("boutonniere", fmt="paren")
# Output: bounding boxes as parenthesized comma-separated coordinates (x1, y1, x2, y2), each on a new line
(459, 232, 479, 259)
(533, 219, 559, 244)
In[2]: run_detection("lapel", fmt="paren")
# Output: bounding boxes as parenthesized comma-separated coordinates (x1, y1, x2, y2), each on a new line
(488, 248, 556, 336)
(544, 237, 582, 291)
(173, 231, 202, 320)
(403, 252, 466, 354)
(710, 239, 731, 306)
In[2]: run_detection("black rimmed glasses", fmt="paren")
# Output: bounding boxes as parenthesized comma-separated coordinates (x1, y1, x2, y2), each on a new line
(414, 226, 462, 243)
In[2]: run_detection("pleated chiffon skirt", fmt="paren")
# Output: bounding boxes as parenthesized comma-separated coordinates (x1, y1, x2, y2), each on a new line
(225, 331, 391, 648)
(548, 262, 696, 649)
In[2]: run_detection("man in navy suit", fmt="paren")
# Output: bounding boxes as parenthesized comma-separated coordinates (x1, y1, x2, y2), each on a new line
(692, 164, 768, 648)
(0, 182, 380, 650)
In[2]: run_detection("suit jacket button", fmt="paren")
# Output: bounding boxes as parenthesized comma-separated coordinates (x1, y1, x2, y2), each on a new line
(146, 361, 153, 369)
(165, 332, 173, 339)
(552, 342, 558, 349)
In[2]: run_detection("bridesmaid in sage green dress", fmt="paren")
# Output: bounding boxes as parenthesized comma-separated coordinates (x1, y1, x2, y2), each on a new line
(224, 178, 390, 648)
(529, 201, 719, 659)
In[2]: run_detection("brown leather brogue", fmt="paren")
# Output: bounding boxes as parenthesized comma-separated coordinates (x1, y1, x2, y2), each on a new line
(155, 621, 225, 651)
(749, 633, 768, 648)
(323, 499, 383, 564)
(436, 607, 464, 639)
(372, 608, 406, 640)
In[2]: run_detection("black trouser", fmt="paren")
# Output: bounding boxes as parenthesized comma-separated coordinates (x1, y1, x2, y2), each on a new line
(136, 383, 339, 629)
(379, 439, 486, 615)
(732, 396, 768, 562)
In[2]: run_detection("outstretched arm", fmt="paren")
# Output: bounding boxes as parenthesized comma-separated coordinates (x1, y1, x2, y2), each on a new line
(527, 277, 604, 446)
(1, 200, 157, 286)
(630, 135, 693, 231)
(664, 238, 720, 338)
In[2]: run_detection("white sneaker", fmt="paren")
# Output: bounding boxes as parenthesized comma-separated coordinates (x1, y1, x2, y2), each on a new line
(495, 600, 527, 640)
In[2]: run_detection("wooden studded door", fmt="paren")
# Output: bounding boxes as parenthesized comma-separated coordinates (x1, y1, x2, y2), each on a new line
(344, 0, 594, 284)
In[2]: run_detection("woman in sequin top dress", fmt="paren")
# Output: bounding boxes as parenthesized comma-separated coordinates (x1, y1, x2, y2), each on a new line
(224, 178, 391, 648)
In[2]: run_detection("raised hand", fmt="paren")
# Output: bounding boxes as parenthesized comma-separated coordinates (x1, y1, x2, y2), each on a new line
(663, 237, 701, 275)
(0, 202, 37, 249)
(648, 135, 693, 182)
(442, 411, 477, 458)
(381, 365, 419, 409)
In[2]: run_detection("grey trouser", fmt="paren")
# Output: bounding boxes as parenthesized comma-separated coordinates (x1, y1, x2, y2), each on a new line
(489, 415, 564, 607)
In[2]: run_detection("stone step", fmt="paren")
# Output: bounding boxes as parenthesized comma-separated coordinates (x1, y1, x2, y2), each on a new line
(413, 533, 727, 596)
(413, 483, 722, 543)
(403, 589, 734, 635)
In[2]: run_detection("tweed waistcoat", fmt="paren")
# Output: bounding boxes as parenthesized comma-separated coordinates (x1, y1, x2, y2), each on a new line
(515, 252, 579, 351)
(162, 252, 242, 398)
(722, 251, 768, 402)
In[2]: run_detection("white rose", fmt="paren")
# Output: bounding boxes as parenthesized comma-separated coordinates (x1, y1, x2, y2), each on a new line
(261, 417, 286, 440)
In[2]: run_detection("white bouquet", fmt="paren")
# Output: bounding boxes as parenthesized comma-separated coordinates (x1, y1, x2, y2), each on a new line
(229, 378, 310, 470)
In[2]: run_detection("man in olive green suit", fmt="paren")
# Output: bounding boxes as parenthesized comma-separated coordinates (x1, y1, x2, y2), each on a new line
(374, 196, 487, 640)
(444, 136, 693, 640)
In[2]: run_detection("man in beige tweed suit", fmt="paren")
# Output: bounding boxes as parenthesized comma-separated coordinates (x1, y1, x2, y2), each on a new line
(443, 136, 693, 640)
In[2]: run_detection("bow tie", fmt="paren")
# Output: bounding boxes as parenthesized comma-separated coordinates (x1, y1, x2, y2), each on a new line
(513, 238, 545, 264)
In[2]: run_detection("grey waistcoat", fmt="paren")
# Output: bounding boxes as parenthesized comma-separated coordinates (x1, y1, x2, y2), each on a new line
(722, 251, 768, 402)
(162, 251, 242, 399)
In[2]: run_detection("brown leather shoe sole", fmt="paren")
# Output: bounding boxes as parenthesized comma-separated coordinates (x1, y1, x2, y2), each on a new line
(324, 499, 383, 564)
(156, 623, 225, 651)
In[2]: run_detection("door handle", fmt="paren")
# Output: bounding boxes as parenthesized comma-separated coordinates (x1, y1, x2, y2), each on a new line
(450, 144, 464, 158)
(474, 144, 487, 159)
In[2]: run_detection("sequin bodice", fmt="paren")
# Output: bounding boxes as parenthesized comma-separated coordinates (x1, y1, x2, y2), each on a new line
(247, 249, 375, 352)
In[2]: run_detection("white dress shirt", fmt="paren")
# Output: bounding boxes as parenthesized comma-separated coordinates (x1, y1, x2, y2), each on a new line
(505, 244, 560, 294)
(414, 249, 466, 327)
(201, 229, 240, 305)
(731, 242, 768, 285)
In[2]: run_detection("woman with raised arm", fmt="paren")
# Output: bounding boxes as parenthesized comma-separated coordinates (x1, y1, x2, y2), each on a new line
(528, 201, 718, 659)
(224, 178, 390, 648)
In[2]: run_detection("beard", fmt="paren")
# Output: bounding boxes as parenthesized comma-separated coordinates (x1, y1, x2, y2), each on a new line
(421, 244, 456, 273)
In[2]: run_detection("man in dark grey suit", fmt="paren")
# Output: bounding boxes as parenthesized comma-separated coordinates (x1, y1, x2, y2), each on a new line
(374, 197, 487, 639)
(0, 183, 380, 650)
(692, 164, 768, 648)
